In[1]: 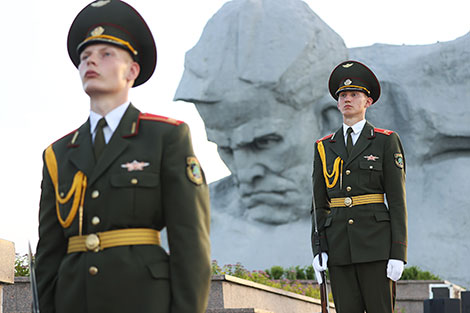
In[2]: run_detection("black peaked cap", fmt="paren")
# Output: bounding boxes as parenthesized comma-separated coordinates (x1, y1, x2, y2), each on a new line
(328, 60, 381, 104)
(67, 0, 156, 87)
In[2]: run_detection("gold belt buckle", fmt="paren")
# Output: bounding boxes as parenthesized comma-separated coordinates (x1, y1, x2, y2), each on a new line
(344, 197, 353, 207)
(85, 234, 100, 252)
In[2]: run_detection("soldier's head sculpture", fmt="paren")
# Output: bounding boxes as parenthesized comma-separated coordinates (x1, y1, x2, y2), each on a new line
(175, 0, 347, 224)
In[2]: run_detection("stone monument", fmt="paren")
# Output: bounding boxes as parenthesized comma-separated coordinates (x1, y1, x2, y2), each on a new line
(349, 35, 470, 288)
(175, 0, 347, 268)
(175, 0, 470, 288)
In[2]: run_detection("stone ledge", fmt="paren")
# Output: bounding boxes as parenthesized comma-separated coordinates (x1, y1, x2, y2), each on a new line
(396, 280, 466, 300)
(5, 276, 466, 313)
(207, 309, 274, 313)
(209, 275, 335, 313)
(212, 275, 321, 304)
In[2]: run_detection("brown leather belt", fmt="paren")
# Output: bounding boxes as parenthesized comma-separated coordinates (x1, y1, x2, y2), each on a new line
(67, 228, 161, 253)
(330, 194, 385, 208)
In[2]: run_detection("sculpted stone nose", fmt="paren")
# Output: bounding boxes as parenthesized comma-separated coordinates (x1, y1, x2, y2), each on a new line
(236, 165, 265, 192)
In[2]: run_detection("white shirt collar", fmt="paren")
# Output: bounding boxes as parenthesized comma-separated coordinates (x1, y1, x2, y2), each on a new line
(90, 101, 130, 134)
(343, 119, 367, 137)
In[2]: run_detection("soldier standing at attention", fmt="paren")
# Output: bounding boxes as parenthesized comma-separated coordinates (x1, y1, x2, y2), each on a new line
(311, 60, 407, 313)
(35, 1, 211, 313)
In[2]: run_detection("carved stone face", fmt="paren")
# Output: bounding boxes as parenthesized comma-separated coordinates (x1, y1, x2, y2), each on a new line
(196, 87, 318, 224)
(173, 0, 348, 224)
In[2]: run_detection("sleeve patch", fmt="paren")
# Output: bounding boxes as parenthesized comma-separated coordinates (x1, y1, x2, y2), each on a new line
(394, 153, 404, 169)
(186, 156, 204, 185)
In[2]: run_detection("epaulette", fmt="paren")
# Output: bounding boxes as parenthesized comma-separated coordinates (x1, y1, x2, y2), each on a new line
(51, 129, 79, 146)
(139, 113, 183, 126)
(374, 127, 394, 136)
(316, 133, 334, 143)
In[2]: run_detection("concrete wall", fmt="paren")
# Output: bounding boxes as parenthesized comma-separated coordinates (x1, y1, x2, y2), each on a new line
(0, 239, 15, 313)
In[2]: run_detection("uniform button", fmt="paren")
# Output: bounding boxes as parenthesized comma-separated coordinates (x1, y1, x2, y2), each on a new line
(345, 170, 351, 175)
(89, 266, 99, 276)
(346, 186, 352, 192)
(91, 216, 101, 226)
(130, 178, 138, 185)
(369, 165, 373, 169)
(59, 192, 65, 197)
(91, 190, 100, 199)
(348, 219, 354, 225)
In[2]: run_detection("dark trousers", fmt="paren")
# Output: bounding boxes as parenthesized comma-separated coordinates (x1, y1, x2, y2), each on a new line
(329, 260, 394, 313)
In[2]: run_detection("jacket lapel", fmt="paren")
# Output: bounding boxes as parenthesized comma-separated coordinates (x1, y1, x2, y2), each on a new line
(88, 104, 140, 186)
(68, 120, 95, 178)
(345, 121, 375, 167)
(329, 127, 348, 163)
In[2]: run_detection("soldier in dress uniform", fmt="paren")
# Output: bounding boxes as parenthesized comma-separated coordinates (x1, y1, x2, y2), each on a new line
(311, 60, 407, 313)
(35, 1, 211, 313)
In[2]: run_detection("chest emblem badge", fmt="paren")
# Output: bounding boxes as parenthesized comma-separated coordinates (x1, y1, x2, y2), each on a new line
(363, 154, 379, 161)
(121, 160, 150, 172)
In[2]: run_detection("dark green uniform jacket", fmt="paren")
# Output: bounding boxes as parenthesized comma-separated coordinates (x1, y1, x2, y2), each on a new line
(36, 104, 211, 313)
(312, 121, 407, 266)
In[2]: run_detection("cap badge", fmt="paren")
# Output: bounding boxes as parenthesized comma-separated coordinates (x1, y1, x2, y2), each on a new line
(91, 26, 105, 37)
(342, 63, 354, 68)
(364, 154, 379, 161)
(121, 160, 150, 172)
(91, 0, 111, 7)
(186, 156, 204, 185)
(344, 79, 352, 86)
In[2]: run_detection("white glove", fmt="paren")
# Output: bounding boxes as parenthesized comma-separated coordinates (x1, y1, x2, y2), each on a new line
(312, 252, 328, 284)
(387, 259, 404, 281)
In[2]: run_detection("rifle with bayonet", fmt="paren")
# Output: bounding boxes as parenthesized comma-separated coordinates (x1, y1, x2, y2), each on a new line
(312, 203, 330, 313)
(28, 242, 40, 313)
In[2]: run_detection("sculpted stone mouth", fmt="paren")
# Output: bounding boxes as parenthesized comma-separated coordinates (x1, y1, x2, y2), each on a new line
(242, 189, 292, 197)
(428, 135, 470, 161)
(241, 190, 296, 209)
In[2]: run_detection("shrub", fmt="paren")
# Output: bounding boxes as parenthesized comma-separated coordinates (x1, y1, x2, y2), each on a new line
(266, 265, 284, 280)
(15, 254, 30, 277)
(401, 265, 440, 280)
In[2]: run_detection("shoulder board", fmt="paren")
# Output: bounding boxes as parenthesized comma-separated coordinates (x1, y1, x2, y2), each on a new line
(139, 113, 183, 126)
(51, 129, 79, 146)
(374, 128, 394, 136)
(316, 133, 334, 143)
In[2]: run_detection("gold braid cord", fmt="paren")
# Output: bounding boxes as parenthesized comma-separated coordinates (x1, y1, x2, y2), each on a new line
(45, 145, 87, 230)
(317, 141, 343, 189)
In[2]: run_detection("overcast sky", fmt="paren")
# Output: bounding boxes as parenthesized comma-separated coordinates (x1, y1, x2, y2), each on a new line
(0, 0, 468, 255)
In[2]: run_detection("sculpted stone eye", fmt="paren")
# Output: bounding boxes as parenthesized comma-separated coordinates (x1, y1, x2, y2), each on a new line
(220, 146, 233, 154)
(253, 135, 282, 149)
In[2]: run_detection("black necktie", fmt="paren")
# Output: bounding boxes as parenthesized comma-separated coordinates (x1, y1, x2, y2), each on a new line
(346, 127, 354, 156)
(94, 118, 107, 160)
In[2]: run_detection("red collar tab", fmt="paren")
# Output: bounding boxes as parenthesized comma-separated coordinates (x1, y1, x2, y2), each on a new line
(316, 133, 334, 143)
(139, 113, 183, 126)
(374, 127, 394, 136)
